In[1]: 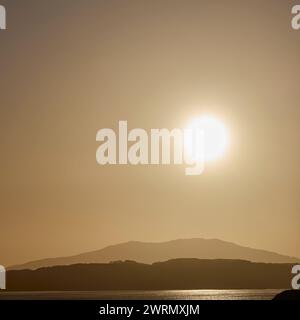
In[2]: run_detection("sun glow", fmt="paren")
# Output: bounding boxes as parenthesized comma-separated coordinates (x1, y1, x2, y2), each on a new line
(185, 115, 230, 162)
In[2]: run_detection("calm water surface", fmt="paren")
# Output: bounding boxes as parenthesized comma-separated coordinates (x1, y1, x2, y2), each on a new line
(0, 289, 283, 300)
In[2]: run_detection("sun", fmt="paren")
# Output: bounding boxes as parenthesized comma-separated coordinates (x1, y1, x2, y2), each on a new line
(185, 115, 230, 162)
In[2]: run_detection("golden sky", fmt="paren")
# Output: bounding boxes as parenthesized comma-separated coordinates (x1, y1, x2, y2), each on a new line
(0, 0, 300, 266)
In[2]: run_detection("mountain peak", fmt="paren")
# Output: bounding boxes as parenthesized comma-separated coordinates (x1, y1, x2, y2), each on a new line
(9, 238, 299, 270)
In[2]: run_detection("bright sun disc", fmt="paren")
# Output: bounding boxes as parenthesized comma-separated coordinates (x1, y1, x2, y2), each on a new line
(185, 115, 230, 162)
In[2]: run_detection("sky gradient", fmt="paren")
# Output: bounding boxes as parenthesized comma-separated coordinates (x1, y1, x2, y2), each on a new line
(0, 0, 300, 266)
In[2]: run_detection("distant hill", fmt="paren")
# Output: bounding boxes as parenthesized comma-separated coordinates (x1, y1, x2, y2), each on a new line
(9, 238, 299, 270)
(7, 259, 294, 291)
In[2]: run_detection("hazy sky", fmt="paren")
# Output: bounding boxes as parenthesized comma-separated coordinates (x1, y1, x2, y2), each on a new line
(1, 0, 300, 266)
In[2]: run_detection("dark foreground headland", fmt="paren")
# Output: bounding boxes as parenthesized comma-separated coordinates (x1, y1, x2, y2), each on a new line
(273, 290, 300, 300)
(6, 259, 294, 291)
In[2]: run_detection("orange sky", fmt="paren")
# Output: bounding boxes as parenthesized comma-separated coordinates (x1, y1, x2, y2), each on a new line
(0, 0, 300, 266)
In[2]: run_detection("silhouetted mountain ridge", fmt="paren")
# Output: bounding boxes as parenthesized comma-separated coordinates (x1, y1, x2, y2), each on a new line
(7, 259, 295, 291)
(10, 238, 299, 270)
